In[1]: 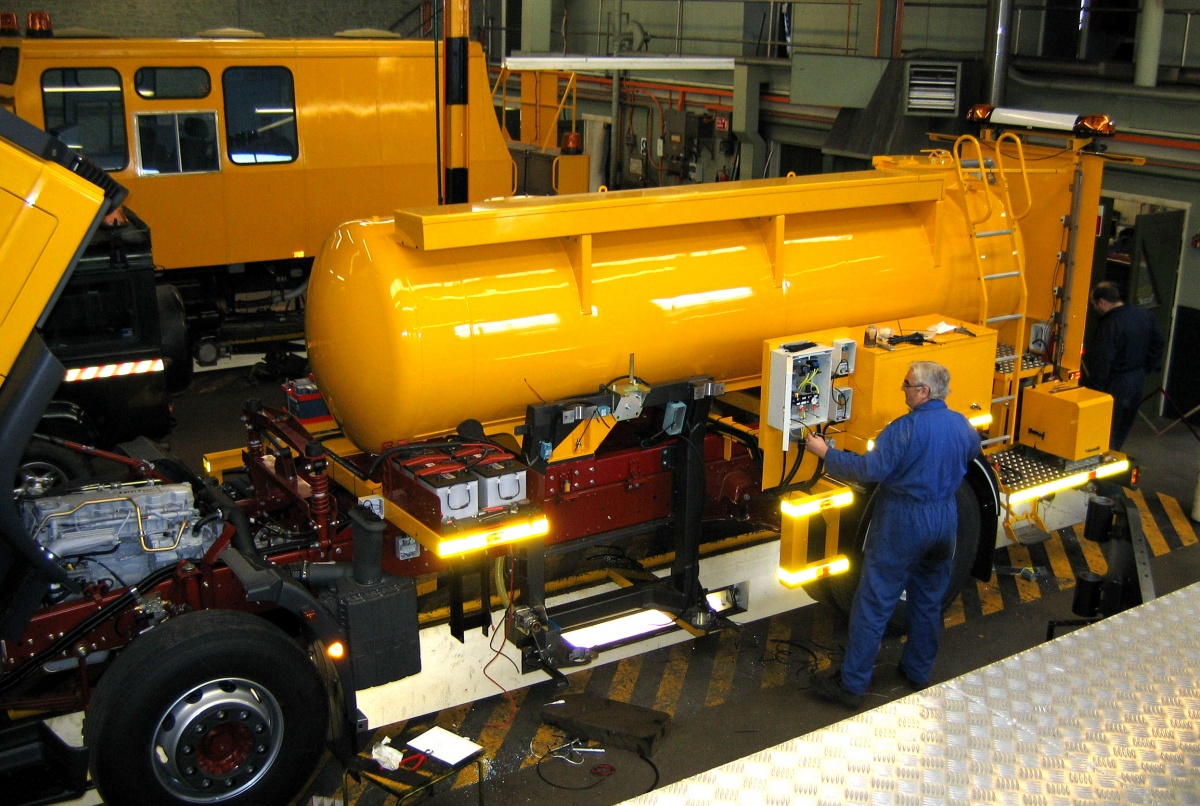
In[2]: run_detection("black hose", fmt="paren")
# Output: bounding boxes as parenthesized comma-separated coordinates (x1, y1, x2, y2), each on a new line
(0, 565, 175, 693)
(705, 419, 763, 465)
(200, 478, 267, 570)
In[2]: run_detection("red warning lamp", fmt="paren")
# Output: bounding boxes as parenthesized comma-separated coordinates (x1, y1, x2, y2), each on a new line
(1, 12, 20, 36)
(26, 10, 53, 37)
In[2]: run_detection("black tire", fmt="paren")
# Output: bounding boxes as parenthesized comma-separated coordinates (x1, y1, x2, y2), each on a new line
(826, 480, 983, 630)
(157, 284, 194, 393)
(85, 610, 328, 806)
(14, 442, 92, 497)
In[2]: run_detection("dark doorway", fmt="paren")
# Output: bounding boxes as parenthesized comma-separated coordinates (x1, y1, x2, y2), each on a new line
(1094, 201, 1185, 417)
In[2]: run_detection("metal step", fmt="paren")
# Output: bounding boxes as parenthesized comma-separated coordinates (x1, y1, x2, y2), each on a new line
(986, 313, 1023, 324)
(984, 271, 1021, 281)
(975, 228, 1014, 238)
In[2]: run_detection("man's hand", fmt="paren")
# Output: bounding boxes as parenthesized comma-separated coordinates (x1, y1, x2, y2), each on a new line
(804, 434, 829, 459)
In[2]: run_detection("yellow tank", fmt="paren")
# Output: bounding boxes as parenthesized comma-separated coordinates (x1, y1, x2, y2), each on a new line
(308, 140, 1101, 453)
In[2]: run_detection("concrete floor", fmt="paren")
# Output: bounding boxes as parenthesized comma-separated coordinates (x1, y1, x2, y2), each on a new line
(166, 367, 1200, 806)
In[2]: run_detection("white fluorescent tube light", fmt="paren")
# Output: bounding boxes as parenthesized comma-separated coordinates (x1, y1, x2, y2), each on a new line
(504, 55, 736, 72)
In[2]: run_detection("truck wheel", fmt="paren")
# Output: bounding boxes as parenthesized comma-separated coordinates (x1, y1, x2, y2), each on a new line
(14, 442, 91, 497)
(85, 610, 328, 806)
(826, 481, 982, 630)
(157, 284, 194, 393)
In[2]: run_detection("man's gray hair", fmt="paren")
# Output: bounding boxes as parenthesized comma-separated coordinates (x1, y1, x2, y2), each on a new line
(909, 361, 950, 400)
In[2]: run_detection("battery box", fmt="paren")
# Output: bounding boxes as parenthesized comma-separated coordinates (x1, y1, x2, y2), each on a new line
(331, 575, 420, 689)
(1018, 384, 1113, 462)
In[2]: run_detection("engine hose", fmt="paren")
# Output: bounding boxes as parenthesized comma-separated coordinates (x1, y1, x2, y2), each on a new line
(200, 479, 267, 570)
(282, 561, 354, 588)
(0, 564, 175, 693)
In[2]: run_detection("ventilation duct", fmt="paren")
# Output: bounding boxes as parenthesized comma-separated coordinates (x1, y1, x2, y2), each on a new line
(905, 61, 962, 117)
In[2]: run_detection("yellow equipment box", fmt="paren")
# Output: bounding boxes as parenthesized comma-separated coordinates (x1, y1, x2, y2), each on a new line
(1018, 384, 1112, 461)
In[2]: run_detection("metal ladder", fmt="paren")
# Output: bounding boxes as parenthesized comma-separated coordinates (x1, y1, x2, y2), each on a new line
(952, 133, 1039, 447)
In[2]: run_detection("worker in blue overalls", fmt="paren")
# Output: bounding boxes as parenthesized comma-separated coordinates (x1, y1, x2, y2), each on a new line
(802, 360, 981, 708)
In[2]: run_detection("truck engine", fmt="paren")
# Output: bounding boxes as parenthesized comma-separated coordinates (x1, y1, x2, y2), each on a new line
(23, 482, 220, 599)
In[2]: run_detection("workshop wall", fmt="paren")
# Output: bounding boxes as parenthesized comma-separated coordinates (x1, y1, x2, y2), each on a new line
(8, 1, 413, 37)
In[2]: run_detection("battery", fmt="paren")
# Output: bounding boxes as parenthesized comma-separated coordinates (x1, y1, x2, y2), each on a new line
(283, 378, 334, 427)
(413, 466, 479, 521)
(471, 458, 528, 509)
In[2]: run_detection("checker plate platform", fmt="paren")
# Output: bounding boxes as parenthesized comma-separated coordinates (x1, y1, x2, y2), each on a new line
(620, 583, 1200, 805)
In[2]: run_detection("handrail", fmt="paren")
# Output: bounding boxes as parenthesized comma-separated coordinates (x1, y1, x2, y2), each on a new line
(994, 132, 1032, 221)
(953, 134, 993, 226)
(539, 73, 579, 153)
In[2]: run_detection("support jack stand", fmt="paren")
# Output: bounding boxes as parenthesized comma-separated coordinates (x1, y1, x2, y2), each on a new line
(1045, 483, 1155, 641)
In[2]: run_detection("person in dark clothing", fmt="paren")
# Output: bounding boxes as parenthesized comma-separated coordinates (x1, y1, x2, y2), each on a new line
(803, 361, 981, 708)
(1082, 281, 1165, 451)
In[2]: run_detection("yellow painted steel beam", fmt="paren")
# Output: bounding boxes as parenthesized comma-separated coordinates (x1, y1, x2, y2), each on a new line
(393, 170, 945, 251)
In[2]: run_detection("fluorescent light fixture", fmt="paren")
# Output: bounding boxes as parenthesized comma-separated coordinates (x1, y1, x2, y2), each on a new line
(436, 515, 549, 557)
(560, 586, 741, 650)
(504, 55, 736, 72)
(969, 413, 993, 428)
(43, 85, 121, 93)
(1006, 458, 1130, 504)
(778, 555, 851, 587)
(561, 609, 675, 649)
(780, 489, 853, 519)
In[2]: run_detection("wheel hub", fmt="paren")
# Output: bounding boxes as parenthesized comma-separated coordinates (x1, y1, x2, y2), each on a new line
(153, 677, 283, 801)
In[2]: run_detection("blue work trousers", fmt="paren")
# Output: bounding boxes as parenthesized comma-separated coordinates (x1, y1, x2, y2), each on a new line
(841, 496, 956, 695)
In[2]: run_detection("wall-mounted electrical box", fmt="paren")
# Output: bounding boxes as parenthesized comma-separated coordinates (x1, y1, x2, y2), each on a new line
(831, 338, 857, 376)
(829, 386, 853, 423)
(767, 341, 834, 449)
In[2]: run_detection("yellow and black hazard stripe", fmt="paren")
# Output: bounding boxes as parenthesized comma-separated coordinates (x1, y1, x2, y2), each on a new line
(317, 491, 1196, 803)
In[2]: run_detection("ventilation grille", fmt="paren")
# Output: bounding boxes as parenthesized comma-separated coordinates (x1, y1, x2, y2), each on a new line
(905, 61, 961, 117)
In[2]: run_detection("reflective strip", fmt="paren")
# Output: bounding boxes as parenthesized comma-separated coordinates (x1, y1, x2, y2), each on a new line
(63, 358, 164, 382)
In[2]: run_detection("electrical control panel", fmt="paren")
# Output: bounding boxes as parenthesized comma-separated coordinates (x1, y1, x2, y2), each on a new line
(767, 341, 834, 449)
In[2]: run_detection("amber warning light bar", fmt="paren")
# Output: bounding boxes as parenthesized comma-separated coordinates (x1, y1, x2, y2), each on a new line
(968, 105, 1115, 137)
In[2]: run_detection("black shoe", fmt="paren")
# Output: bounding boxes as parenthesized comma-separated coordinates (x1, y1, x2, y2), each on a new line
(809, 670, 864, 709)
(895, 662, 927, 692)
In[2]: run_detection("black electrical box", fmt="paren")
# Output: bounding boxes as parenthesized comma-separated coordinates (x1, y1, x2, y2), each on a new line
(333, 575, 421, 689)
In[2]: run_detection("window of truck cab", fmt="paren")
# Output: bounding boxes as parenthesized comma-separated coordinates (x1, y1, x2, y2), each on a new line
(41, 67, 127, 170)
(223, 66, 297, 164)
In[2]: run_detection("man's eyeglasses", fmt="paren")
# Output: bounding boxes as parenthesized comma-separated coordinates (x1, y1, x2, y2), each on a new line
(901, 380, 926, 390)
